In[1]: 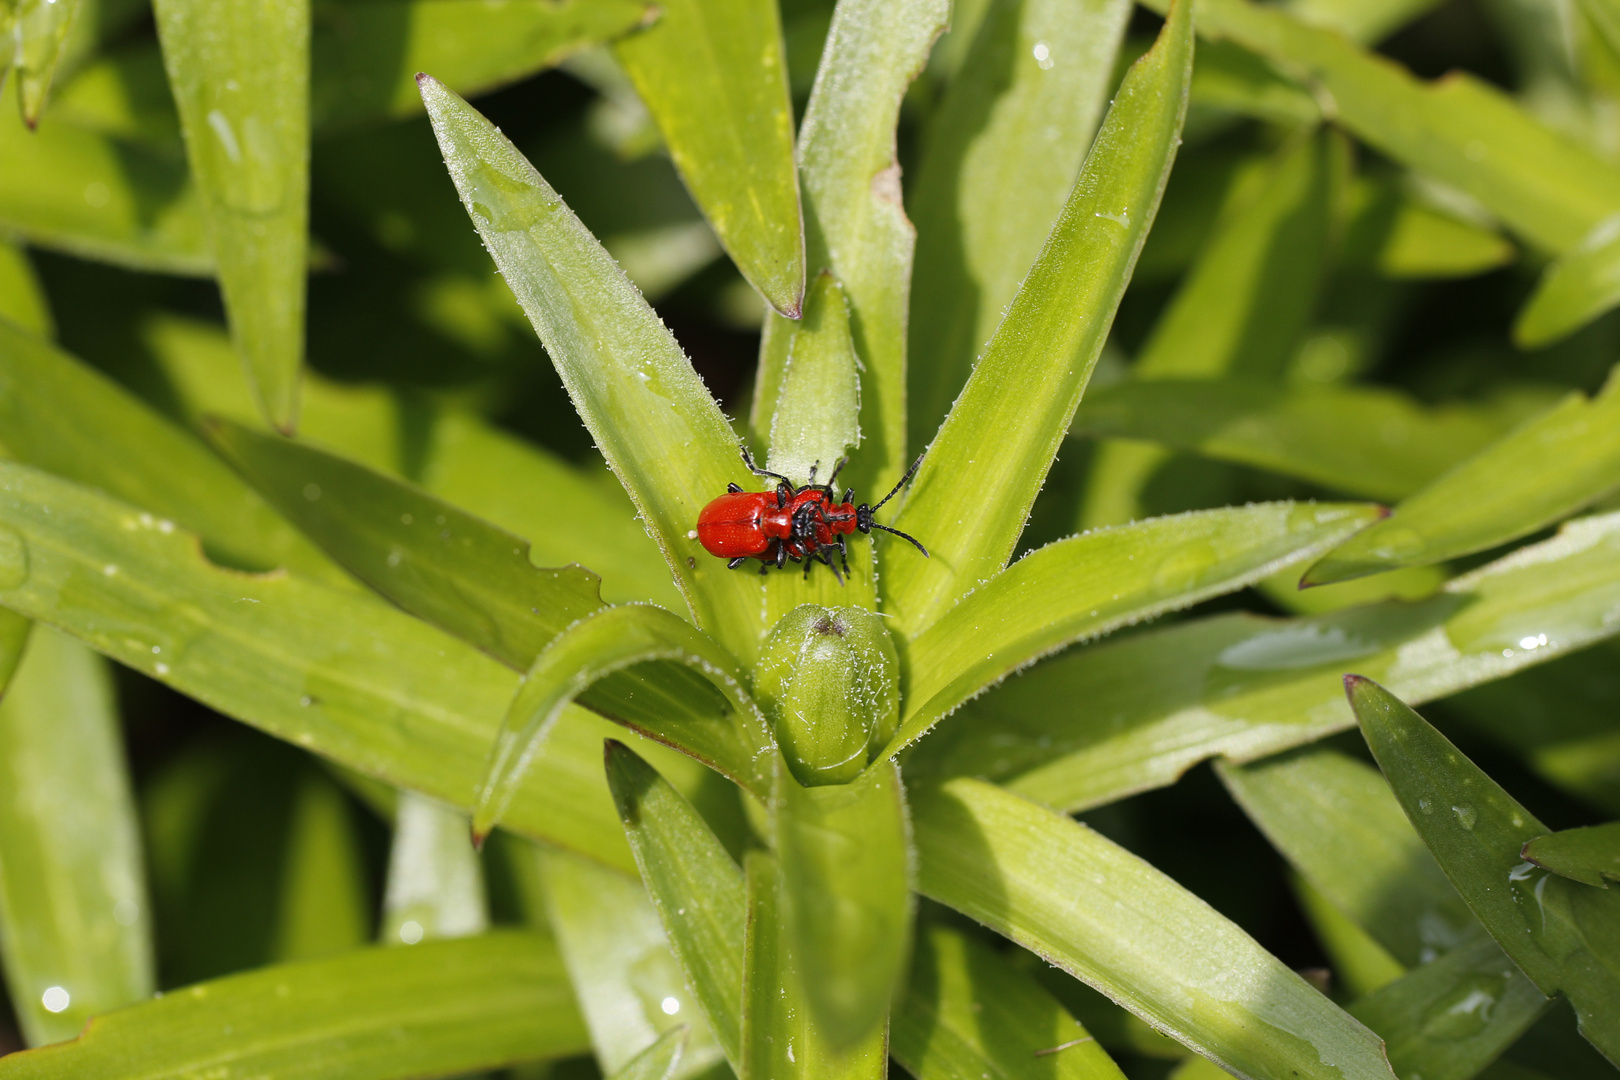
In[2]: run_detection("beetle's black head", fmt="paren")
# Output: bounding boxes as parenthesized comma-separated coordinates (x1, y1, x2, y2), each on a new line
(855, 503, 873, 533)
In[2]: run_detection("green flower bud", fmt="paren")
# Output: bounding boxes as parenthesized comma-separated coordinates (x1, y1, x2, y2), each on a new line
(753, 604, 900, 787)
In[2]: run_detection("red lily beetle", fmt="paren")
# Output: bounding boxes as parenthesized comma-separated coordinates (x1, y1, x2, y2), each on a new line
(694, 448, 928, 582)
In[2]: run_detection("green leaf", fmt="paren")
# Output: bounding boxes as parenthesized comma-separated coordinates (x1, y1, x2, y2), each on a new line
(741, 850, 887, 1080)
(1514, 215, 1620, 347)
(153, 0, 310, 431)
(605, 740, 746, 1070)
(754, 0, 949, 503)
(142, 314, 681, 609)
(610, 1026, 688, 1080)
(12, 0, 85, 126)
(0, 240, 53, 338)
(1292, 876, 1405, 998)
(1339, 173, 1515, 280)
(1348, 675, 1620, 1062)
(908, 511, 1620, 813)
(1576, 0, 1620, 60)
(0, 456, 699, 874)
(0, 96, 209, 274)
(1284, 0, 1446, 44)
(379, 791, 487, 946)
(1073, 379, 1531, 503)
(1348, 938, 1550, 1080)
(1080, 130, 1339, 526)
(1165, 0, 1620, 254)
(882, 0, 1192, 636)
(0, 621, 154, 1046)
(1186, 37, 1320, 128)
(1524, 823, 1620, 887)
(272, 768, 370, 962)
(0, 931, 590, 1078)
(1217, 747, 1481, 967)
(315, 0, 654, 130)
(776, 759, 912, 1049)
(764, 272, 860, 495)
(474, 603, 770, 840)
(906, 0, 1132, 447)
(910, 778, 1397, 1080)
(419, 75, 762, 662)
(206, 417, 757, 804)
(207, 417, 606, 661)
(0, 320, 342, 585)
(891, 923, 1128, 1080)
(612, 0, 802, 317)
(1305, 370, 1620, 584)
(892, 501, 1381, 753)
(535, 847, 725, 1077)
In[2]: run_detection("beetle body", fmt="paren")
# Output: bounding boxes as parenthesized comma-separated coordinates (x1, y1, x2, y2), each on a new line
(693, 450, 927, 581)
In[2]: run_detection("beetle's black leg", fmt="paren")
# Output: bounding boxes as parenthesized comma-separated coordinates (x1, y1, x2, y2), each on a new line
(741, 445, 795, 492)
(838, 535, 849, 579)
(777, 542, 788, 570)
(842, 488, 855, 505)
(727, 556, 747, 569)
(807, 461, 819, 487)
(826, 456, 849, 491)
(727, 482, 743, 494)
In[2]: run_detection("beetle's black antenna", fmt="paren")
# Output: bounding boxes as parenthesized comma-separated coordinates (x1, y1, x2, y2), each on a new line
(870, 522, 929, 557)
(870, 452, 925, 513)
(824, 455, 849, 494)
(740, 445, 795, 491)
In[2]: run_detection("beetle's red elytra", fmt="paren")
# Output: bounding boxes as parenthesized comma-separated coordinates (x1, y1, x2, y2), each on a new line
(694, 448, 928, 582)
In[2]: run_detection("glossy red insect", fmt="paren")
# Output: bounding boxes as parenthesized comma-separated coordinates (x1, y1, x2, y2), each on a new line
(694, 449, 928, 581)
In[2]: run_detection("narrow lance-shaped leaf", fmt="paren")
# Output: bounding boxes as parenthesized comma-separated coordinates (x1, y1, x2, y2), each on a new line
(759, 272, 878, 615)
(208, 417, 606, 660)
(313, 0, 655, 130)
(911, 778, 1397, 1080)
(891, 924, 1128, 1080)
(1347, 938, 1551, 1080)
(907, 0, 1133, 450)
(1080, 130, 1338, 527)
(883, 0, 1193, 637)
(613, 0, 802, 317)
(605, 740, 747, 1070)
(754, 0, 949, 503)
(1073, 378, 1536, 505)
(1217, 748, 1550, 1079)
(0, 458, 658, 875)
(1348, 675, 1620, 1063)
(12, 0, 84, 126)
(379, 791, 487, 946)
(1153, 0, 1620, 254)
(419, 76, 763, 662)
(272, 768, 371, 963)
(776, 759, 912, 1050)
(0, 240, 52, 338)
(0, 932, 590, 1079)
(207, 415, 745, 794)
(1217, 747, 1483, 967)
(890, 501, 1380, 754)
(0, 621, 156, 1046)
(742, 850, 888, 1080)
(1305, 366, 1620, 585)
(909, 511, 1620, 814)
(474, 604, 771, 842)
(1524, 824, 1620, 888)
(1514, 214, 1620, 348)
(535, 847, 725, 1078)
(153, 0, 310, 431)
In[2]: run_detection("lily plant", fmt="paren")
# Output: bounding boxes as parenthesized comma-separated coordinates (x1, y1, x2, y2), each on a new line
(2, 0, 1620, 1077)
